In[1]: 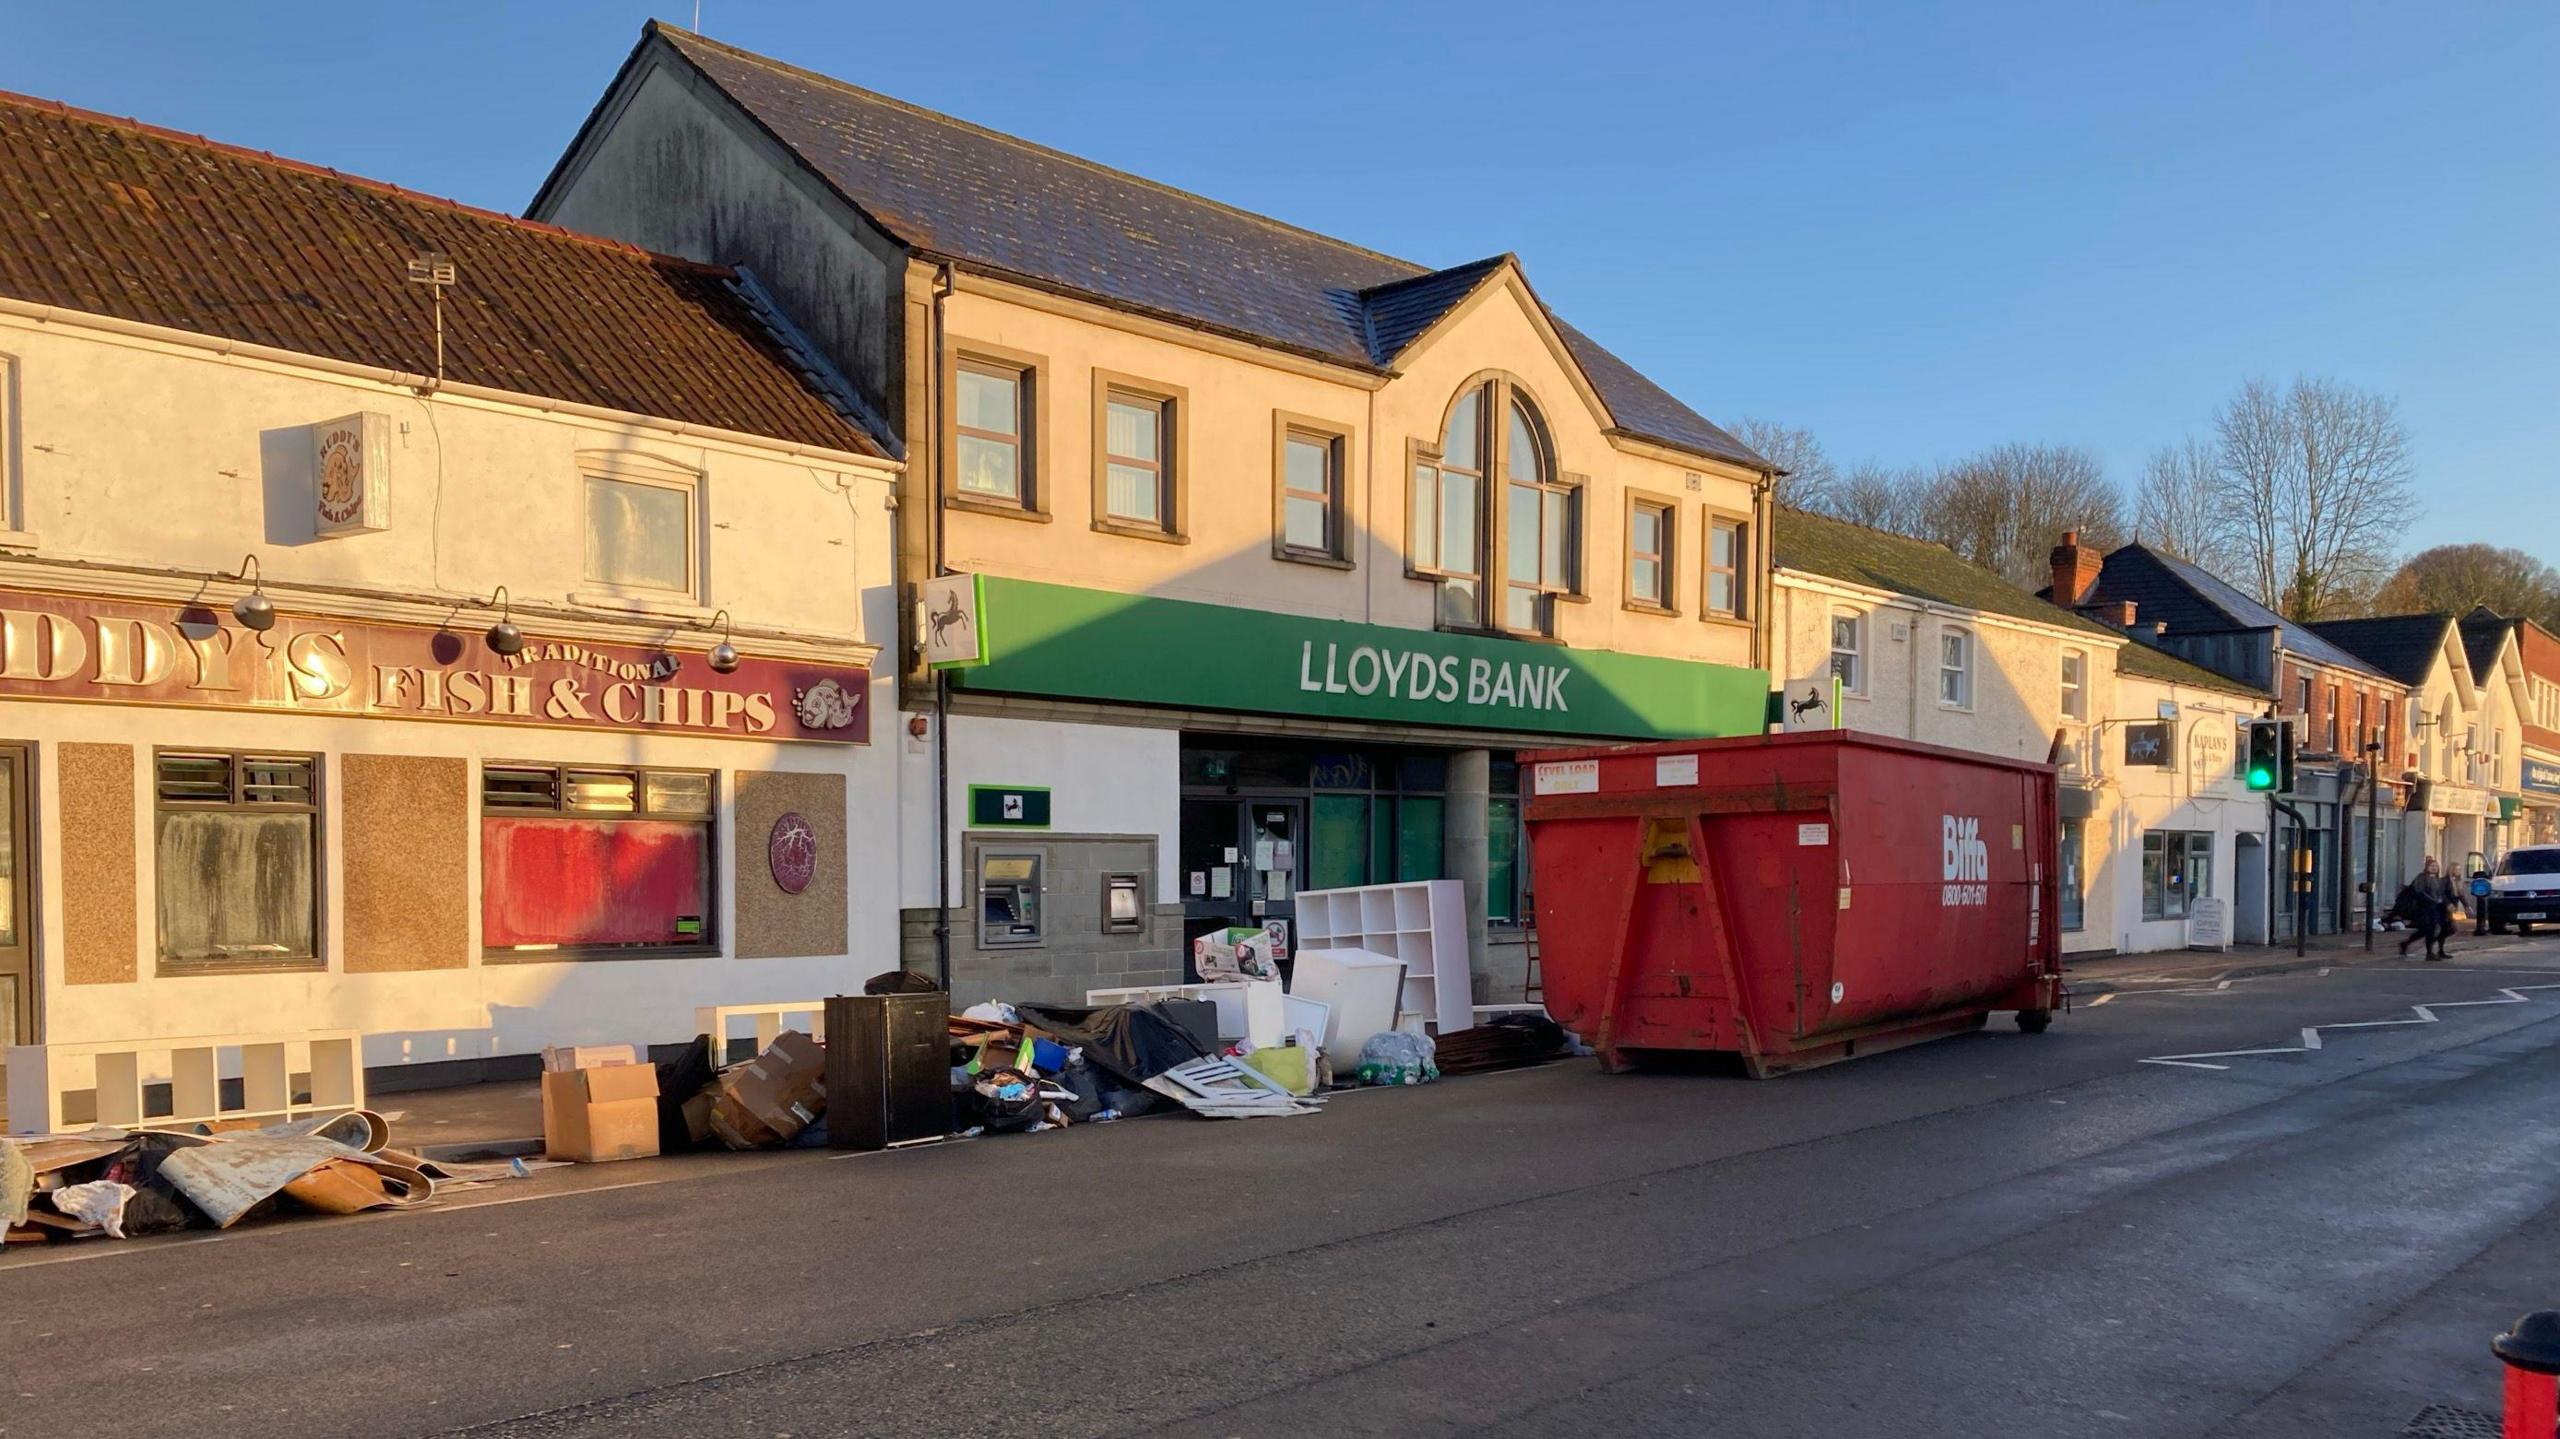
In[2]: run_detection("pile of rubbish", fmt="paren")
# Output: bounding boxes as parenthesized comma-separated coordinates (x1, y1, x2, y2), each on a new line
(3, 1109, 534, 1244)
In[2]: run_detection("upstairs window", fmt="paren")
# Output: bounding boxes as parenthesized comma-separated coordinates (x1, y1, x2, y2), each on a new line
(1277, 420, 1348, 562)
(1939, 626, 1974, 709)
(1094, 379, 1181, 536)
(955, 357, 1033, 506)
(1413, 380, 1578, 635)
(1627, 498, 1673, 610)
(1500, 399, 1577, 634)
(1706, 514, 1748, 618)
(1411, 386, 1487, 627)
(2061, 648, 2088, 721)
(583, 455, 697, 596)
(1830, 610, 1865, 693)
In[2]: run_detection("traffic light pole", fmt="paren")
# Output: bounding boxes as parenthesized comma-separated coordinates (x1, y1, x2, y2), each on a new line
(2274, 798, 2310, 958)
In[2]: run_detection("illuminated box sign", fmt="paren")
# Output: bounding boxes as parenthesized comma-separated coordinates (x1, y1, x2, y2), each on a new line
(2523, 757, 2560, 796)
(0, 587, 869, 743)
(949, 576, 1769, 741)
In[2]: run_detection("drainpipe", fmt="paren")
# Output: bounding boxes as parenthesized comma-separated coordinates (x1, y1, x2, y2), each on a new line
(931, 262, 956, 989)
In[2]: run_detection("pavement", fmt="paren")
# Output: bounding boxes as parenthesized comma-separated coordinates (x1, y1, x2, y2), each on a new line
(7, 937, 2560, 1438)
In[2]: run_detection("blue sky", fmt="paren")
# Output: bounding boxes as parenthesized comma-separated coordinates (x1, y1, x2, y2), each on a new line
(9, 2, 2553, 557)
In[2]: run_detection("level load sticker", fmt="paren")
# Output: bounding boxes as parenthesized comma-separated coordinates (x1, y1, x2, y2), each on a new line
(1534, 759, 1599, 795)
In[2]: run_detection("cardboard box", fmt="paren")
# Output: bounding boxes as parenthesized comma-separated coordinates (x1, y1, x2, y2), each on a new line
(541, 1062, 662, 1163)
(708, 1030, 826, 1150)
(542, 1043, 642, 1073)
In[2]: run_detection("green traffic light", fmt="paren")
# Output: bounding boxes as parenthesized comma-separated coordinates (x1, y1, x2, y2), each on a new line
(2248, 766, 2274, 789)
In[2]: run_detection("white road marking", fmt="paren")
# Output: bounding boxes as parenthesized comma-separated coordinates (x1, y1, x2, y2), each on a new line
(2089, 993, 2117, 1007)
(2140, 984, 2560, 1071)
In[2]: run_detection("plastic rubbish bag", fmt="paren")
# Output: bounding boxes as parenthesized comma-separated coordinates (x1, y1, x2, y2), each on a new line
(51, 1180, 138, 1239)
(1355, 1030, 1439, 1086)
(961, 1001, 1020, 1026)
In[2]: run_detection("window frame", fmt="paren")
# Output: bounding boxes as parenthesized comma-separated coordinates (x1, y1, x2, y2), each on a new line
(1411, 375, 1582, 638)
(1622, 490, 1678, 615)
(579, 451, 702, 602)
(479, 760, 720, 963)
(942, 342, 1050, 521)
(0, 350, 28, 546)
(1089, 370, 1187, 543)
(1702, 507, 1751, 622)
(1938, 625, 1975, 710)
(2060, 647, 2088, 722)
(1496, 398, 1579, 638)
(1272, 411, 1354, 568)
(152, 748, 325, 975)
(2141, 829, 2215, 922)
(1829, 608, 1867, 696)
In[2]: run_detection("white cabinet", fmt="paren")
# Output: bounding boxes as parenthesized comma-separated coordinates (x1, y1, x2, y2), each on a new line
(1294, 879, 1474, 1035)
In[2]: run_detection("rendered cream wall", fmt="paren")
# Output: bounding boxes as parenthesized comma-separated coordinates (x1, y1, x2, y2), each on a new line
(933, 277, 1763, 669)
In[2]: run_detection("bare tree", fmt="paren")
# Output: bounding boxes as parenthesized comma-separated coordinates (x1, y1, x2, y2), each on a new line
(1815, 461, 1926, 533)
(1731, 417, 1840, 512)
(2212, 375, 2414, 622)
(2134, 438, 2239, 572)
(2371, 544, 2560, 628)
(1912, 443, 2125, 590)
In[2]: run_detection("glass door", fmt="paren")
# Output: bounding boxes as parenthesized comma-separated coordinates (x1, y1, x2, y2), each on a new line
(1180, 798, 1247, 960)
(0, 746, 31, 1045)
(1247, 799, 1305, 948)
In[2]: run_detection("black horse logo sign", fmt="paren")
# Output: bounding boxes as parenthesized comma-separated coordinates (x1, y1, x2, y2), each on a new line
(1789, 685, 1828, 724)
(927, 587, 975, 657)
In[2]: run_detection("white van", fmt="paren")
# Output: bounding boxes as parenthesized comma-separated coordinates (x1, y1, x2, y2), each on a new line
(2486, 846, 2560, 935)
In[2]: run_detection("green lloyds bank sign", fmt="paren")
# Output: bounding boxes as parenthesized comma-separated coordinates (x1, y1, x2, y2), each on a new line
(948, 576, 1768, 741)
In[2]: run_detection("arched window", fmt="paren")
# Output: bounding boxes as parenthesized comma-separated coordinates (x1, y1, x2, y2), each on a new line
(1411, 379, 1579, 634)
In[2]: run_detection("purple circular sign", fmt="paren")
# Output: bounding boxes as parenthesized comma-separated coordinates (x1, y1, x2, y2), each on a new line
(768, 812, 817, 895)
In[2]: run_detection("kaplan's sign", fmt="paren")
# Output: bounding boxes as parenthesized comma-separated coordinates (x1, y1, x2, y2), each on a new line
(0, 588, 869, 744)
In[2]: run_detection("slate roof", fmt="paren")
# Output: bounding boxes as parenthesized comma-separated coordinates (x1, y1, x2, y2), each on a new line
(1357, 257, 1510, 366)
(2460, 608, 2519, 685)
(2307, 615, 2459, 687)
(1774, 507, 2122, 639)
(0, 89, 888, 457)
(2088, 545, 2391, 681)
(2113, 637, 2274, 701)
(596, 25, 1764, 471)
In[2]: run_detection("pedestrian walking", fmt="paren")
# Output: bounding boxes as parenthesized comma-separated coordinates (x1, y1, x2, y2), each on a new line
(2396, 856, 2458, 960)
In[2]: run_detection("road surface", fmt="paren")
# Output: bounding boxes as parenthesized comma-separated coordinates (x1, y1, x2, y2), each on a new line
(7, 941, 2559, 1439)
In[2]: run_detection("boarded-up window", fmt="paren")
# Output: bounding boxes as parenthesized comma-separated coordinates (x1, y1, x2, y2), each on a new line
(155, 752, 319, 970)
(481, 763, 714, 957)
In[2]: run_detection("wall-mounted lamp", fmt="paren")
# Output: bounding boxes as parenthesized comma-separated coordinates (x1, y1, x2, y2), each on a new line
(231, 554, 276, 632)
(484, 586, 524, 658)
(706, 609, 741, 674)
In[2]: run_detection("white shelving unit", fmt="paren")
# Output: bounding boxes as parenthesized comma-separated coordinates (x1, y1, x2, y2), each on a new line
(1294, 879, 1474, 1035)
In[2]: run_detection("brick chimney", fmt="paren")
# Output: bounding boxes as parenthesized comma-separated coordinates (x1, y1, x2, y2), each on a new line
(2050, 531, 2103, 607)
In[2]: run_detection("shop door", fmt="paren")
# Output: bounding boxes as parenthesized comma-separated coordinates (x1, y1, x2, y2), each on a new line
(1180, 798, 1247, 953)
(0, 746, 32, 1045)
(1244, 799, 1306, 947)
(1177, 798, 1306, 974)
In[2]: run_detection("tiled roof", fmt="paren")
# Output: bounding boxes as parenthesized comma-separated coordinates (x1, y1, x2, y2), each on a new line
(618, 25, 1765, 472)
(2113, 637, 2273, 701)
(2460, 607, 2518, 685)
(2307, 615, 2458, 687)
(2097, 546, 2391, 681)
(1357, 257, 1509, 366)
(1774, 507, 2123, 639)
(0, 90, 888, 458)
